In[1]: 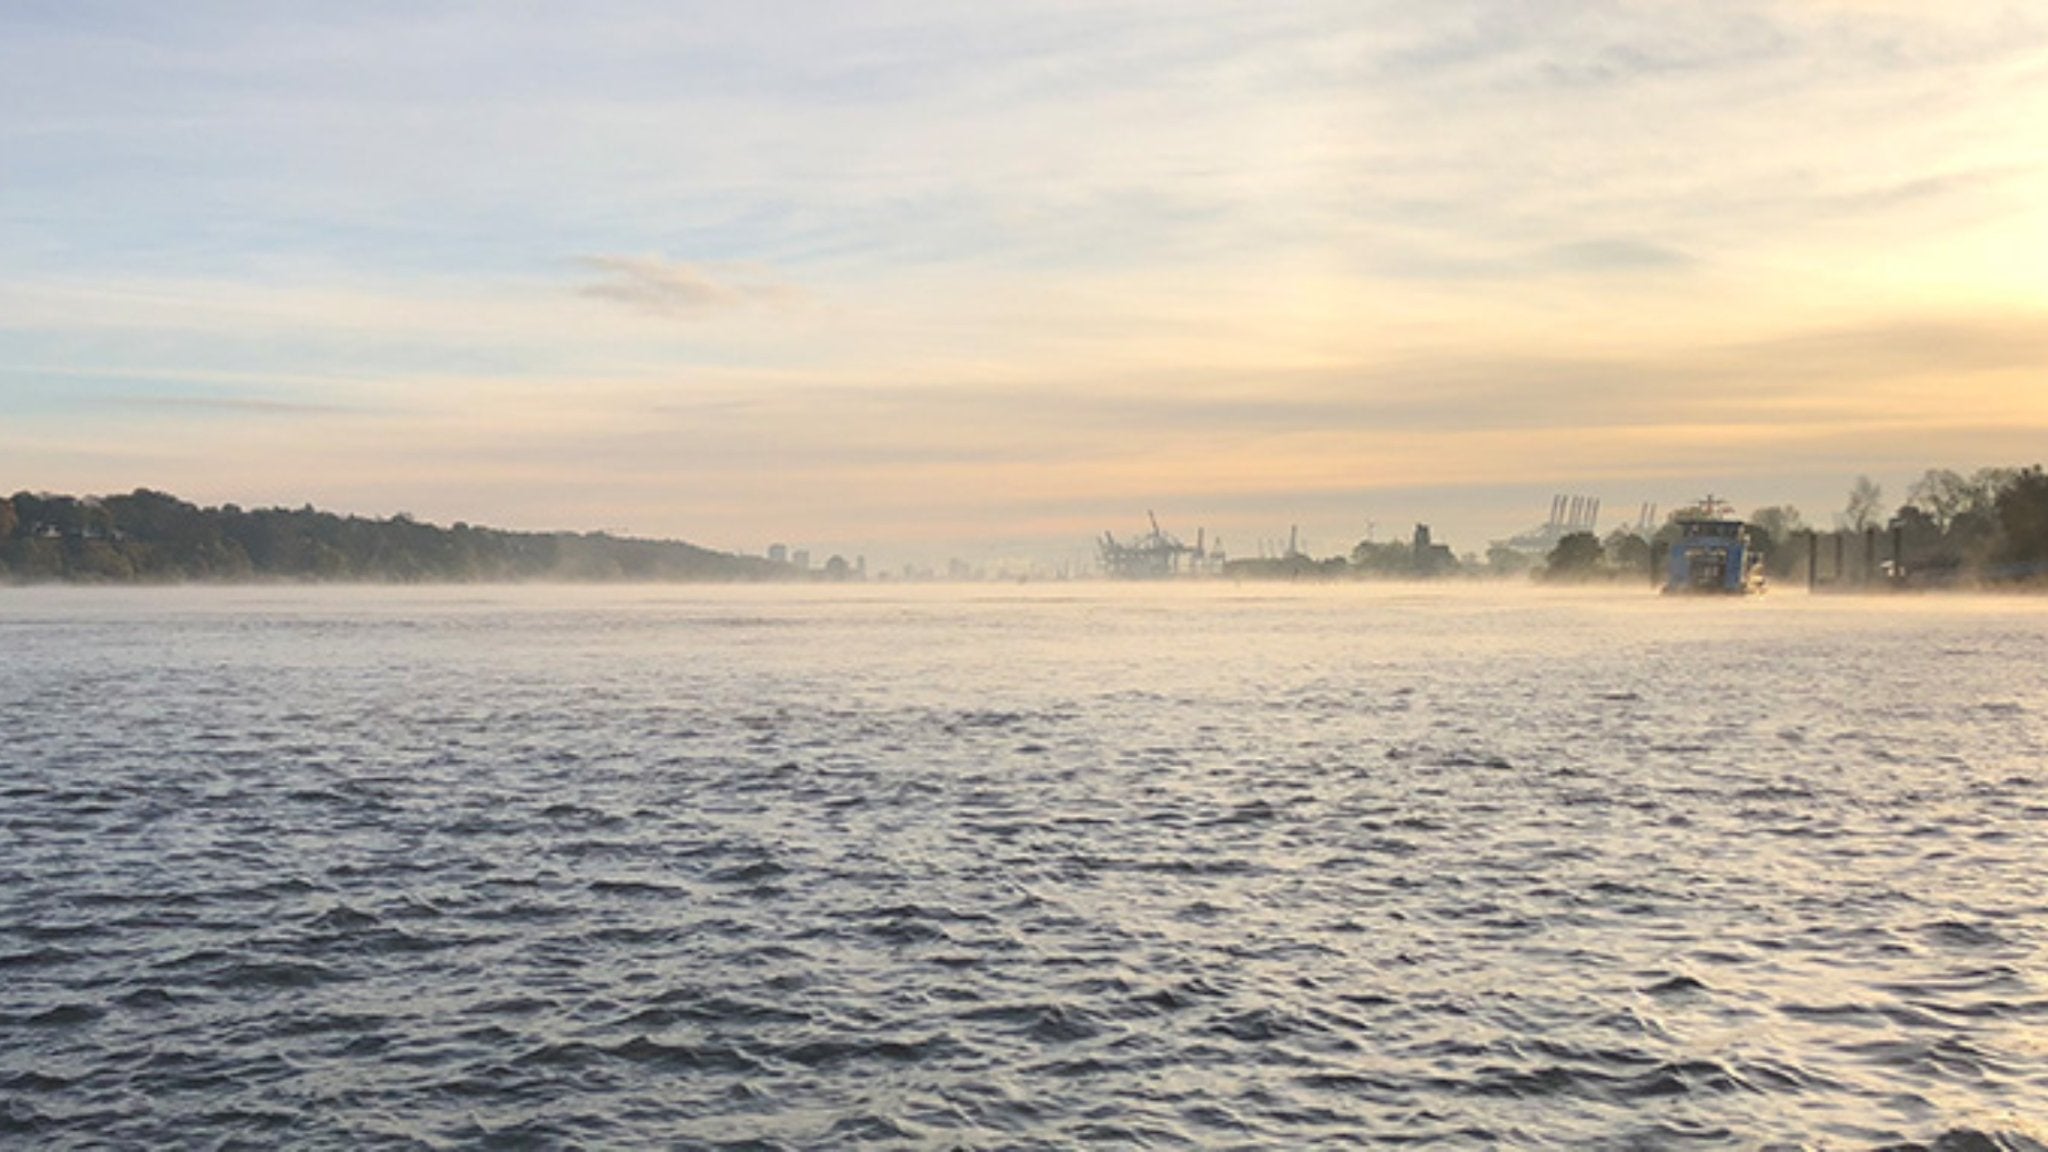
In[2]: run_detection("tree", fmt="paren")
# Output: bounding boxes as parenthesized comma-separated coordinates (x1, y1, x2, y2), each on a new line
(1842, 476, 1884, 532)
(1486, 543, 1534, 578)
(1906, 469, 1972, 532)
(1349, 538, 1415, 577)
(10, 538, 64, 579)
(102, 489, 225, 577)
(1906, 468, 2013, 532)
(1541, 531, 1606, 581)
(1749, 505, 1804, 545)
(1603, 529, 1653, 579)
(1747, 505, 1806, 578)
(0, 487, 779, 583)
(1995, 466, 2048, 567)
(70, 540, 136, 581)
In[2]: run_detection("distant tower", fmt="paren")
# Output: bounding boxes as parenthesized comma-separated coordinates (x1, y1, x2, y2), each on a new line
(1411, 523, 1451, 577)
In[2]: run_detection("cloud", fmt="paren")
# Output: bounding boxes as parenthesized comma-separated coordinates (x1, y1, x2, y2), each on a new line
(576, 255, 799, 317)
(99, 395, 350, 416)
(1541, 238, 1695, 273)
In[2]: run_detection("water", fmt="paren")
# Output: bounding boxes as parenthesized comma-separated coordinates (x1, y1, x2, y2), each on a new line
(3, 584, 2047, 1149)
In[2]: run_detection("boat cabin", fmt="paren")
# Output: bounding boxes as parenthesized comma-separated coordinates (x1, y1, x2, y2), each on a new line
(1664, 518, 1766, 595)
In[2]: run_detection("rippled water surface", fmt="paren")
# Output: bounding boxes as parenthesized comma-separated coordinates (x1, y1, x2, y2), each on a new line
(5, 584, 2048, 1149)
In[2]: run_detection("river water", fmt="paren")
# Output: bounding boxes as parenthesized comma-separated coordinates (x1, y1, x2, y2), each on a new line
(3, 584, 2046, 1149)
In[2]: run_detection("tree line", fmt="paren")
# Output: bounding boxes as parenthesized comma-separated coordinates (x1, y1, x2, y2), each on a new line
(0, 489, 786, 583)
(1536, 465, 2048, 585)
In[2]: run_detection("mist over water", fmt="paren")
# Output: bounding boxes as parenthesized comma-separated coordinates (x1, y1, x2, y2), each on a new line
(4, 584, 2047, 1149)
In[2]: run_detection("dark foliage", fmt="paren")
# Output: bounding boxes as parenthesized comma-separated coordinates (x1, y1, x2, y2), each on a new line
(1993, 466, 2048, 574)
(1540, 531, 1607, 582)
(1877, 464, 2048, 583)
(0, 488, 782, 583)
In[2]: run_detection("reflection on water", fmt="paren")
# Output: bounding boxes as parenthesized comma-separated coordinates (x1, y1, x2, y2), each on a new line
(3, 584, 2047, 1148)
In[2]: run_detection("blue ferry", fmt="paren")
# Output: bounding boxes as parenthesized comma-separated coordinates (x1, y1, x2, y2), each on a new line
(1664, 510, 1766, 595)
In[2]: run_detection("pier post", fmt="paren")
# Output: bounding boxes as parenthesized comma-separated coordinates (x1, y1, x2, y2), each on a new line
(1807, 530, 1818, 592)
(1864, 526, 1877, 587)
(1833, 532, 1844, 585)
(1891, 523, 1904, 586)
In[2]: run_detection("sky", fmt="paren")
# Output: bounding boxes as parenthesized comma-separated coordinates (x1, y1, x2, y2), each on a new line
(4, 1, 2046, 569)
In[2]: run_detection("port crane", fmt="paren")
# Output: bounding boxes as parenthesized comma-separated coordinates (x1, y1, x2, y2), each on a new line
(1099, 511, 1203, 578)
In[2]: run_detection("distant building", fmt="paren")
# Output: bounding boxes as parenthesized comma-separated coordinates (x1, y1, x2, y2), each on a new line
(791, 549, 811, 571)
(1412, 524, 1455, 576)
(767, 543, 788, 564)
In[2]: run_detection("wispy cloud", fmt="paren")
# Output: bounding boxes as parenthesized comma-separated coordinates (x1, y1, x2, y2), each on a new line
(1540, 238, 1695, 274)
(99, 395, 351, 416)
(576, 256, 800, 317)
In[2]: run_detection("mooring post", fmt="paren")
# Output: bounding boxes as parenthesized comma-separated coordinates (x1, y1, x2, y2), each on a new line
(1864, 526, 1877, 586)
(1891, 523, 1904, 586)
(1833, 532, 1844, 584)
(1807, 530, 1818, 592)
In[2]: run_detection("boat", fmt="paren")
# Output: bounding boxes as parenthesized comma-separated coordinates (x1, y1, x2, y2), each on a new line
(1663, 500, 1766, 595)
